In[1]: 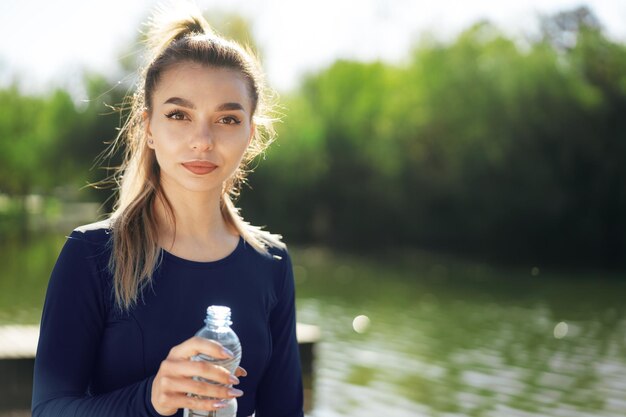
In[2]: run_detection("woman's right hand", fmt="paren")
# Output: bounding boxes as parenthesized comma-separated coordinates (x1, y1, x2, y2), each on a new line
(151, 336, 244, 416)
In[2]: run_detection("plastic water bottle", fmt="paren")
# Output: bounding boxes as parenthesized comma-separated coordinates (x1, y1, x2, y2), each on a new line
(184, 305, 242, 417)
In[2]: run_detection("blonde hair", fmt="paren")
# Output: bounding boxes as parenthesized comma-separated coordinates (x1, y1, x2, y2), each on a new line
(107, 3, 283, 311)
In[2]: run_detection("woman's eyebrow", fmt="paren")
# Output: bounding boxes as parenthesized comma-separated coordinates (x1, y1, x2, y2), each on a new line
(216, 102, 245, 112)
(163, 97, 244, 112)
(163, 96, 195, 108)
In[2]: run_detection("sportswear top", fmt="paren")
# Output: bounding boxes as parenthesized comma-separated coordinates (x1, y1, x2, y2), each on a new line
(31, 220, 304, 417)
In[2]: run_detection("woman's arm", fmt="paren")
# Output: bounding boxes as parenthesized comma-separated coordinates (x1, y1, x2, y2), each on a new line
(31, 232, 160, 417)
(254, 251, 304, 417)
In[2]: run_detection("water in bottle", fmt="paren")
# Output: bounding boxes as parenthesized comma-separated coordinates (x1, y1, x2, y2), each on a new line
(184, 305, 242, 417)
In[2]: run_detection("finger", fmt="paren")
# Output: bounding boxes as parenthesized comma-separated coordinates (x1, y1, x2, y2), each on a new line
(234, 366, 248, 377)
(165, 392, 235, 412)
(163, 359, 237, 385)
(173, 376, 244, 400)
(168, 336, 233, 360)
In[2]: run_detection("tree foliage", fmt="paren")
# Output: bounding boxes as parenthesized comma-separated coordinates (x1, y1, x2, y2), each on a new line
(242, 8, 626, 267)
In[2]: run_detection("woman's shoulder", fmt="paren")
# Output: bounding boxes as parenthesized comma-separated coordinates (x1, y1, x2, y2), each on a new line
(242, 230, 290, 263)
(266, 242, 290, 263)
(240, 236, 293, 290)
(51, 220, 113, 287)
(69, 219, 113, 248)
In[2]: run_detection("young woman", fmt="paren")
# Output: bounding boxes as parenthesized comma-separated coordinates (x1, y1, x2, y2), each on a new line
(31, 5, 303, 417)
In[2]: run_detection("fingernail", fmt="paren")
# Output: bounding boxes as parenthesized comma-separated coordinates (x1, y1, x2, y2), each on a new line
(222, 347, 234, 358)
(214, 401, 227, 409)
(239, 367, 248, 377)
(229, 375, 240, 384)
(228, 388, 243, 397)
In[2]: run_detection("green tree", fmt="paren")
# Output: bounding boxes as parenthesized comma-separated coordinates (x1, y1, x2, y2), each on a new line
(0, 85, 86, 196)
(243, 8, 626, 267)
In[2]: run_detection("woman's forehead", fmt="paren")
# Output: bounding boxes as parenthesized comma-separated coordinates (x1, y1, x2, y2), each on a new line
(154, 63, 252, 109)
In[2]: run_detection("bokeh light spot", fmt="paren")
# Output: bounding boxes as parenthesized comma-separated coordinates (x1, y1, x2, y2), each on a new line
(554, 321, 568, 339)
(352, 315, 371, 334)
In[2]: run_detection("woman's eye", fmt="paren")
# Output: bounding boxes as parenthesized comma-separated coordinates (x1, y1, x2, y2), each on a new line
(165, 110, 187, 121)
(219, 116, 241, 125)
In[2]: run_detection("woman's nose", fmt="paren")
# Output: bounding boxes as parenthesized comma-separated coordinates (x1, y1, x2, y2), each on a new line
(191, 123, 214, 151)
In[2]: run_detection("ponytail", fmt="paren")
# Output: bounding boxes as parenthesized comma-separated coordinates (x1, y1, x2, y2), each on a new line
(144, 2, 212, 58)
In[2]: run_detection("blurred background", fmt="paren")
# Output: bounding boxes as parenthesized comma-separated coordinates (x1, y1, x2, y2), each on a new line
(1, 0, 625, 416)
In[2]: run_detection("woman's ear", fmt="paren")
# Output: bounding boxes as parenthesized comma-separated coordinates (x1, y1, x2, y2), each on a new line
(143, 110, 155, 149)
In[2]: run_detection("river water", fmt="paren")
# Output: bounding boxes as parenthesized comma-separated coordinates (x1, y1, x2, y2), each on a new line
(290, 247, 626, 417)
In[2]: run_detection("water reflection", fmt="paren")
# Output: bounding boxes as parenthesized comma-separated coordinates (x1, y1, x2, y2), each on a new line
(0, 234, 66, 324)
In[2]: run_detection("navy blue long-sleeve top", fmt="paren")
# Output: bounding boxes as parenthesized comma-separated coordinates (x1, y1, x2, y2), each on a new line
(32, 221, 304, 417)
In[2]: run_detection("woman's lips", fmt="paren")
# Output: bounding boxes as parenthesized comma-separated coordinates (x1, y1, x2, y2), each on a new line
(182, 161, 218, 175)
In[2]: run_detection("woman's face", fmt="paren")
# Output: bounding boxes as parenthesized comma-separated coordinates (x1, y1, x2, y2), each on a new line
(145, 62, 254, 197)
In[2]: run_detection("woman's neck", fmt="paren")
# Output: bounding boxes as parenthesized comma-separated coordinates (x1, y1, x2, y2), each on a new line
(154, 187, 240, 262)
